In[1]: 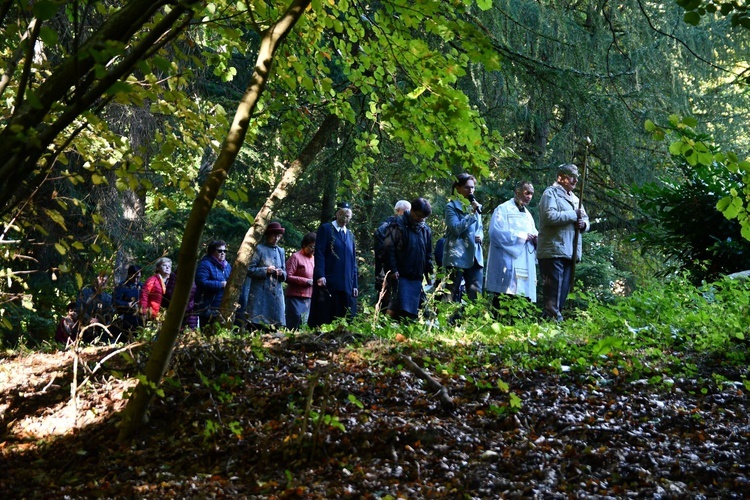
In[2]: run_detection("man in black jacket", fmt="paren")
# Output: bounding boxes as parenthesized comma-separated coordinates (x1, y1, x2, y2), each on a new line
(374, 199, 411, 308)
(382, 198, 434, 320)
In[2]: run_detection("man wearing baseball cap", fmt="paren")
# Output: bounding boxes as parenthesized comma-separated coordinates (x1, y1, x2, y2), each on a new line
(537, 163, 589, 321)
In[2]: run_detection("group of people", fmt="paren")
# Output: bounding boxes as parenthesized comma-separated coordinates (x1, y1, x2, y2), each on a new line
(55, 241, 232, 345)
(371, 164, 590, 322)
(55, 163, 589, 345)
(439, 164, 589, 321)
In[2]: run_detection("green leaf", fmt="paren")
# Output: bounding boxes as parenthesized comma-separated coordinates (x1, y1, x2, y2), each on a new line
(684, 11, 701, 25)
(476, 0, 493, 11)
(54, 243, 67, 255)
(682, 116, 698, 128)
(43, 208, 67, 230)
(106, 81, 133, 95)
(33, 1, 60, 20)
(717, 196, 732, 211)
(347, 394, 365, 409)
(720, 197, 739, 219)
(39, 26, 59, 46)
(644, 119, 656, 132)
(509, 392, 522, 410)
(591, 336, 623, 356)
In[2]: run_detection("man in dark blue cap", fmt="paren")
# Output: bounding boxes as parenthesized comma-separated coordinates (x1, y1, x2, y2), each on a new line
(308, 202, 359, 326)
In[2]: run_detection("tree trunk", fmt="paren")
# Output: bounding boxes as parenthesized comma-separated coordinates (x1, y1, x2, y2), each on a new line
(220, 113, 341, 326)
(117, 0, 312, 443)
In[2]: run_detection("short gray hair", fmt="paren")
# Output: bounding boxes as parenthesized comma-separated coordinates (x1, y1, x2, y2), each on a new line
(155, 257, 172, 270)
(394, 200, 411, 214)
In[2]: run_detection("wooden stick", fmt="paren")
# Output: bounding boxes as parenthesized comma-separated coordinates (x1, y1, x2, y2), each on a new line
(399, 354, 455, 411)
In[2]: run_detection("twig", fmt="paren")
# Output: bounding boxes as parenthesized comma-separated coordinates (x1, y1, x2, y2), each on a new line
(398, 354, 455, 411)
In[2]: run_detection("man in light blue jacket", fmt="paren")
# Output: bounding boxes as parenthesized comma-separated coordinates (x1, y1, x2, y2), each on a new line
(443, 173, 484, 301)
(537, 164, 589, 321)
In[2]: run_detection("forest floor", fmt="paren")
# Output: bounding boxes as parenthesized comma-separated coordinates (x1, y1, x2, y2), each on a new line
(1, 328, 749, 498)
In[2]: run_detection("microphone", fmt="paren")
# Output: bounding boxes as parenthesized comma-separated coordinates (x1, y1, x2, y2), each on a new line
(467, 194, 482, 214)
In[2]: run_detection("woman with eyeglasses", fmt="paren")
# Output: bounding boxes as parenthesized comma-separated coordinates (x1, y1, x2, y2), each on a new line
(195, 240, 232, 328)
(284, 232, 316, 329)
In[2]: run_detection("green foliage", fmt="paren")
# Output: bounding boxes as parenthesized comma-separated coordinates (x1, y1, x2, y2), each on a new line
(675, 0, 750, 30)
(641, 116, 750, 278)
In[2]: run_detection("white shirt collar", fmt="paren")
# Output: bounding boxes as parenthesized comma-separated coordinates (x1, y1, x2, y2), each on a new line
(332, 220, 347, 233)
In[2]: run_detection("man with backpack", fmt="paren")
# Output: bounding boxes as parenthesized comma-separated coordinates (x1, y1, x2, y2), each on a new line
(381, 198, 434, 320)
(373, 200, 411, 309)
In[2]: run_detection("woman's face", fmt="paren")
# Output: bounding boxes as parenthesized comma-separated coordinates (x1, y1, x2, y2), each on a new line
(214, 245, 227, 262)
(266, 233, 283, 246)
(158, 262, 171, 276)
(302, 242, 315, 257)
(456, 179, 476, 199)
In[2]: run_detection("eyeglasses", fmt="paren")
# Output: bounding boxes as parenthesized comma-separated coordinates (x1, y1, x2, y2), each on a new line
(217, 249, 227, 254)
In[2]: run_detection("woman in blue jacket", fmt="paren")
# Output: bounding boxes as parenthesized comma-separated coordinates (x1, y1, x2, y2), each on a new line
(443, 173, 484, 301)
(195, 240, 232, 328)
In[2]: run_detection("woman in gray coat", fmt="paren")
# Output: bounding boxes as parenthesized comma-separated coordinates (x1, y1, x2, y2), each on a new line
(245, 222, 287, 329)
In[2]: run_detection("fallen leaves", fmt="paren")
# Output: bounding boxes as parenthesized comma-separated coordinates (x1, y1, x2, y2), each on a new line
(1, 334, 749, 497)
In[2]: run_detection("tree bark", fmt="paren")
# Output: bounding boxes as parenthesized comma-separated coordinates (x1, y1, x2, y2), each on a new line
(220, 113, 341, 326)
(117, 0, 312, 443)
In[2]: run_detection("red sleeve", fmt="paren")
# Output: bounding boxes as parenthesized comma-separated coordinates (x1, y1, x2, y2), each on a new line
(140, 276, 155, 313)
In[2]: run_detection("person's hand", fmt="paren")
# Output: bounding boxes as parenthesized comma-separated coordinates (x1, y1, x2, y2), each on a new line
(576, 219, 586, 230)
(267, 266, 276, 275)
(307, 279, 314, 286)
(353, 288, 359, 298)
(475, 235, 482, 243)
(317, 277, 326, 287)
(221, 281, 227, 288)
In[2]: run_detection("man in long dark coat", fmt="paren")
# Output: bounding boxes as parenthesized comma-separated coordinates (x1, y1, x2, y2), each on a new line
(308, 202, 359, 327)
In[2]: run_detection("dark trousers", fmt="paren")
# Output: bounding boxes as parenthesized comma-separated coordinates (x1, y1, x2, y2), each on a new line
(447, 262, 484, 302)
(538, 257, 573, 321)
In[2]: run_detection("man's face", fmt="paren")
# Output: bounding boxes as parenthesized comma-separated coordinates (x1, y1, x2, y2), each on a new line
(557, 173, 578, 193)
(409, 210, 428, 225)
(335, 209, 352, 227)
(515, 186, 534, 207)
(214, 245, 227, 262)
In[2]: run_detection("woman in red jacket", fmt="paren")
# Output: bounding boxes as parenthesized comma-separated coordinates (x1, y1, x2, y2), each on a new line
(140, 257, 171, 323)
